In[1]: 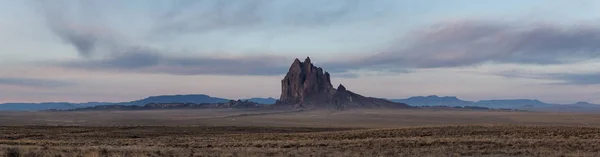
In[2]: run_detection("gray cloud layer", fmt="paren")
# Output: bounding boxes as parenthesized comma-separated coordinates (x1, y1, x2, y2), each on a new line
(153, 0, 363, 34)
(355, 20, 600, 69)
(0, 78, 74, 88)
(34, 0, 376, 76)
(35, 1, 600, 80)
(493, 70, 600, 85)
(61, 51, 290, 75)
(553, 73, 600, 85)
(35, 0, 294, 75)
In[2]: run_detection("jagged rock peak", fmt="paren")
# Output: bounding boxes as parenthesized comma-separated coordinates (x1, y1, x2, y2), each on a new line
(337, 84, 346, 92)
(293, 58, 301, 64)
(278, 57, 334, 105)
(277, 57, 411, 109)
(304, 57, 311, 64)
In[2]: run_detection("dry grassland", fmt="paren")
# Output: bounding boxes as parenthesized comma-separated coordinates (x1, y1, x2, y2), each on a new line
(1, 125, 600, 157)
(2, 109, 600, 156)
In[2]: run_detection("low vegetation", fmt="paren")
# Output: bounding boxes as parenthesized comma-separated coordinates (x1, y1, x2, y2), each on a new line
(1, 125, 600, 157)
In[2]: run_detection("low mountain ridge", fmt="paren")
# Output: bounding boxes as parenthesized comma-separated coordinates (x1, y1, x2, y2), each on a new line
(1, 95, 274, 111)
(390, 95, 473, 107)
(65, 100, 261, 111)
(4, 93, 600, 112)
(0, 102, 110, 111)
(122, 94, 230, 106)
(473, 99, 553, 109)
(390, 95, 600, 112)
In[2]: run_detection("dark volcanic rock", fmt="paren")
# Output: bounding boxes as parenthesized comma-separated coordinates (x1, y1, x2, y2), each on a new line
(278, 57, 334, 107)
(331, 84, 408, 110)
(277, 57, 409, 109)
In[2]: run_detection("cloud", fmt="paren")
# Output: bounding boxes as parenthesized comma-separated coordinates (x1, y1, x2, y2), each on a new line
(60, 50, 291, 75)
(36, 2, 600, 77)
(153, 0, 363, 34)
(552, 73, 600, 85)
(350, 20, 600, 70)
(35, 0, 114, 58)
(33, 0, 293, 76)
(492, 70, 600, 85)
(33, 0, 374, 76)
(0, 77, 74, 88)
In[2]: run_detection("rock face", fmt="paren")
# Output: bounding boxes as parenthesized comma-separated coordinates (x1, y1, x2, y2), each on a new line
(331, 84, 409, 109)
(277, 57, 409, 109)
(278, 57, 335, 107)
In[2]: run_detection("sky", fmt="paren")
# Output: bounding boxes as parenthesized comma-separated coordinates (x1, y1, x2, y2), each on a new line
(1, 0, 600, 104)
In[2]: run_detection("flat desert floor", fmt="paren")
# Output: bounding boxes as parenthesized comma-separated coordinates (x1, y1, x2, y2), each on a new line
(1, 108, 599, 127)
(2, 109, 600, 156)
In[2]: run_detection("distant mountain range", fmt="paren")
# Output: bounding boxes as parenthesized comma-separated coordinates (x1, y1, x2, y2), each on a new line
(390, 95, 600, 113)
(0, 102, 107, 111)
(0, 94, 276, 111)
(121, 94, 230, 106)
(3, 94, 600, 113)
(66, 100, 262, 111)
(389, 95, 473, 107)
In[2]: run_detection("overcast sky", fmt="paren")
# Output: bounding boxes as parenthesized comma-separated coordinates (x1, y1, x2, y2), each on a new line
(1, 0, 600, 103)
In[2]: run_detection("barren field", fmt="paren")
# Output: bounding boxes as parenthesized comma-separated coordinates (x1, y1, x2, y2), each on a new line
(2, 109, 600, 156)
(1, 108, 600, 127)
(1, 125, 600, 157)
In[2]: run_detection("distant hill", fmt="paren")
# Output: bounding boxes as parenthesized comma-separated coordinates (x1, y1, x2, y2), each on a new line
(390, 96, 554, 109)
(390, 96, 600, 112)
(0, 102, 110, 111)
(472, 99, 554, 109)
(0, 94, 279, 111)
(243, 97, 277, 104)
(65, 100, 261, 111)
(390, 95, 473, 107)
(4, 93, 600, 113)
(121, 94, 230, 106)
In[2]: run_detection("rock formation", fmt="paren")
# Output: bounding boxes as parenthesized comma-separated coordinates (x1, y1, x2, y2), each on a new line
(278, 57, 335, 108)
(277, 57, 409, 109)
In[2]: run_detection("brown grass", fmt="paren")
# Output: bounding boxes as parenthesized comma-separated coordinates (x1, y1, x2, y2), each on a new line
(2, 109, 600, 127)
(1, 125, 600, 157)
(2, 109, 600, 156)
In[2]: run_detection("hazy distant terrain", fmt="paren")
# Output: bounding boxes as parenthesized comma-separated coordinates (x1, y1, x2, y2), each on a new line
(0, 95, 275, 111)
(391, 95, 600, 113)
(4, 94, 599, 113)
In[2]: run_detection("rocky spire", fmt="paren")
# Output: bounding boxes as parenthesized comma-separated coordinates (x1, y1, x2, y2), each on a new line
(304, 56, 311, 65)
(337, 84, 346, 92)
(279, 57, 333, 105)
